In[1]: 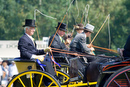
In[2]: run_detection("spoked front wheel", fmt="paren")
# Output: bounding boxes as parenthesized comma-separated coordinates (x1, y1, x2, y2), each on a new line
(7, 70, 60, 87)
(104, 66, 130, 87)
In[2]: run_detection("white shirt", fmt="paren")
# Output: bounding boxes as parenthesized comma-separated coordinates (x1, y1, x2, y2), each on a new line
(25, 33, 34, 43)
(25, 33, 36, 59)
(8, 64, 18, 77)
(0, 65, 3, 81)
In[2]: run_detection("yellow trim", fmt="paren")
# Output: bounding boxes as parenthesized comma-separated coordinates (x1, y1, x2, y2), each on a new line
(60, 82, 97, 87)
(51, 82, 97, 87)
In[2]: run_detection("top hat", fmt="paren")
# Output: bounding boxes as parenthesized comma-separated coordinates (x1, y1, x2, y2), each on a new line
(23, 19, 36, 27)
(74, 23, 84, 30)
(56, 22, 67, 31)
(84, 23, 94, 33)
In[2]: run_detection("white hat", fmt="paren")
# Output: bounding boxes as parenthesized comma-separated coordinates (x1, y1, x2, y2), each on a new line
(0, 58, 3, 62)
(84, 23, 94, 33)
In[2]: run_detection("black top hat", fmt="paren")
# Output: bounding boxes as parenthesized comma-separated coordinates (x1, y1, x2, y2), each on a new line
(23, 19, 36, 27)
(56, 22, 67, 31)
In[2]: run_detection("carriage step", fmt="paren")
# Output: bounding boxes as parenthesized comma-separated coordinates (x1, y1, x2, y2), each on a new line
(70, 75, 82, 82)
(70, 77, 79, 82)
(103, 71, 116, 73)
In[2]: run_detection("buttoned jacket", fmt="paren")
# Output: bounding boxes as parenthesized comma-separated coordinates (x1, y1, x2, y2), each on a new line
(18, 34, 45, 59)
(123, 35, 130, 57)
(70, 32, 91, 53)
(48, 33, 67, 56)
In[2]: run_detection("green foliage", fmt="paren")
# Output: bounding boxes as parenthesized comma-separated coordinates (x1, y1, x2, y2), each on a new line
(0, 0, 130, 55)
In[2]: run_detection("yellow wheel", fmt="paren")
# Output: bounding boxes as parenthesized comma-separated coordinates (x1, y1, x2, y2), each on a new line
(7, 70, 60, 87)
(56, 64, 84, 82)
(56, 70, 70, 85)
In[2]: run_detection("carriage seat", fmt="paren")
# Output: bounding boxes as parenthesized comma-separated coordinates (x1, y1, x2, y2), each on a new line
(53, 56, 70, 65)
(12, 57, 37, 73)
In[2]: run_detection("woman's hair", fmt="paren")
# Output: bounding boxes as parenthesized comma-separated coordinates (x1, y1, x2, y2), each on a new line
(63, 33, 72, 40)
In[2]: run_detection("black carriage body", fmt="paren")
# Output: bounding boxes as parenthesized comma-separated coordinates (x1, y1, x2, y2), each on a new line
(97, 59, 130, 87)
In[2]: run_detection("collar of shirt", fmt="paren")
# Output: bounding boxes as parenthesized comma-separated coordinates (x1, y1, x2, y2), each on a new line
(57, 33, 64, 43)
(25, 33, 34, 41)
(57, 33, 62, 39)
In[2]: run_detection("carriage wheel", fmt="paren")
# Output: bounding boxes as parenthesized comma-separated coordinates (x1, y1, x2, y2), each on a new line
(57, 64, 84, 81)
(7, 70, 60, 87)
(104, 66, 130, 87)
(56, 69, 70, 85)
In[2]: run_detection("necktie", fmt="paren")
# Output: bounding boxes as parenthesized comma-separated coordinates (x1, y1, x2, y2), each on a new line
(60, 37, 65, 43)
(31, 37, 35, 46)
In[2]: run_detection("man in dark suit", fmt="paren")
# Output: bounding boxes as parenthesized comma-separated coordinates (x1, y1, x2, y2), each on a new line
(48, 22, 67, 57)
(70, 23, 101, 84)
(18, 19, 56, 76)
(70, 23, 95, 55)
(18, 19, 50, 60)
(123, 35, 130, 58)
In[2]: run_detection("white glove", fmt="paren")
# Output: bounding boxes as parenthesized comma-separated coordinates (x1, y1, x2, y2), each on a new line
(86, 44, 95, 51)
(44, 47, 51, 53)
(90, 47, 95, 51)
(35, 56, 44, 61)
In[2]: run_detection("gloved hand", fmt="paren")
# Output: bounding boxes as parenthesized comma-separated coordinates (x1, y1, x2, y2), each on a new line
(87, 44, 92, 48)
(35, 56, 44, 61)
(44, 47, 51, 53)
(90, 47, 95, 51)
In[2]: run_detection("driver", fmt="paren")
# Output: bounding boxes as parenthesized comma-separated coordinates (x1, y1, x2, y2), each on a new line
(18, 19, 55, 76)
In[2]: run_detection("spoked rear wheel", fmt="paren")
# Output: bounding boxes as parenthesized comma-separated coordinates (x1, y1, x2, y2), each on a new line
(56, 69, 70, 85)
(104, 66, 130, 87)
(7, 70, 60, 87)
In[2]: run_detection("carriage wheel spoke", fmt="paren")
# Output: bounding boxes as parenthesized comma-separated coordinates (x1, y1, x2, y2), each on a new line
(113, 80, 121, 87)
(48, 82, 54, 87)
(30, 73, 33, 87)
(38, 75, 43, 87)
(18, 77, 26, 87)
(124, 72, 130, 86)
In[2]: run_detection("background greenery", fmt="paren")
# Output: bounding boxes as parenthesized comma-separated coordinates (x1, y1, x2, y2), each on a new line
(0, 0, 130, 55)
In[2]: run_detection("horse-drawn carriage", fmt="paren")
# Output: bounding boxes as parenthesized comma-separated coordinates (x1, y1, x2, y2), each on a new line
(7, 54, 130, 87)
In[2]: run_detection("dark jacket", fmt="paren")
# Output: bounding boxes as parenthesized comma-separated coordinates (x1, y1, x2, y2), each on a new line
(123, 35, 130, 58)
(69, 32, 91, 54)
(48, 33, 67, 57)
(18, 34, 45, 59)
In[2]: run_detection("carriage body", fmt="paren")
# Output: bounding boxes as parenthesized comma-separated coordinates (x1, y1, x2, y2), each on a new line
(98, 58, 130, 87)
(54, 55, 130, 87)
(7, 56, 130, 87)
